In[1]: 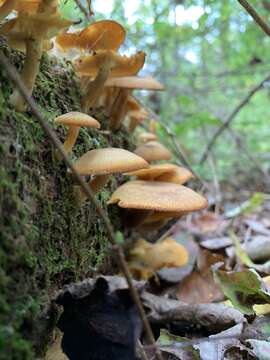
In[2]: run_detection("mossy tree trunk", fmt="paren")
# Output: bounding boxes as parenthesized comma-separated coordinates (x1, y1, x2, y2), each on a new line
(0, 41, 134, 359)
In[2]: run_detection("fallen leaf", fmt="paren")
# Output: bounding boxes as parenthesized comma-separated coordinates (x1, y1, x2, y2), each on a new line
(141, 292, 245, 333)
(194, 324, 243, 360)
(187, 211, 228, 235)
(128, 237, 189, 280)
(213, 267, 270, 314)
(157, 329, 200, 360)
(176, 250, 224, 304)
(244, 219, 270, 236)
(200, 237, 233, 250)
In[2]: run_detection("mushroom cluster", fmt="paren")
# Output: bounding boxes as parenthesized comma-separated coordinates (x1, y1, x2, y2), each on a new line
(1, 3, 208, 277)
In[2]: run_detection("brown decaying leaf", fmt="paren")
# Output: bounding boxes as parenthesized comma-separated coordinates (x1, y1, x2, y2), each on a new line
(141, 292, 245, 333)
(176, 249, 225, 304)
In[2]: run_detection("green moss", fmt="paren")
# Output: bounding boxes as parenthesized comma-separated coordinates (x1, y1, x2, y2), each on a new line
(0, 41, 133, 358)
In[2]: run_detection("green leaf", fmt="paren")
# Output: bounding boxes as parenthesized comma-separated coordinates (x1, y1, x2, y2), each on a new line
(115, 231, 124, 245)
(213, 268, 270, 314)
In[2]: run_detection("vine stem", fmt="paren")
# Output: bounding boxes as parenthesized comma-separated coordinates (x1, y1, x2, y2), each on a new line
(0, 50, 161, 360)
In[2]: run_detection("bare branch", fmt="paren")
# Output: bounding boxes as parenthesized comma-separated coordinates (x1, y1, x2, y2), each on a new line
(199, 74, 270, 164)
(0, 50, 160, 359)
(74, 0, 92, 21)
(237, 0, 270, 37)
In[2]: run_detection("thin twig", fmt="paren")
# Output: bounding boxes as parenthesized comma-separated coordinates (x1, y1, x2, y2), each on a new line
(0, 50, 160, 360)
(73, 0, 91, 21)
(133, 96, 207, 189)
(237, 0, 270, 37)
(199, 74, 270, 164)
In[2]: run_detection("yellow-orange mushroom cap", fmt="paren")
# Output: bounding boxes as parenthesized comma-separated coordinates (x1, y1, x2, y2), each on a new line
(156, 166, 194, 185)
(126, 163, 177, 179)
(105, 76, 164, 90)
(134, 141, 172, 162)
(56, 20, 126, 52)
(74, 50, 146, 77)
(108, 180, 208, 212)
(54, 112, 100, 154)
(73, 148, 149, 176)
(128, 238, 188, 279)
(138, 132, 157, 143)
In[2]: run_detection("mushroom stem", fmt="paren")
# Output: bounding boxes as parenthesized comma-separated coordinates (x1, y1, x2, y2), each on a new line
(0, 0, 16, 22)
(109, 89, 129, 131)
(123, 209, 153, 228)
(10, 39, 42, 111)
(128, 116, 139, 133)
(63, 126, 80, 154)
(81, 59, 113, 113)
(78, 174, 111, 202)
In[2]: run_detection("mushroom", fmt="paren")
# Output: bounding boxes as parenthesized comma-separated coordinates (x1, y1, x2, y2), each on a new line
(0, 4, 71, 111)
(128, 109, 148, 133)
(72, 148, 149, 199)
(56, 20, 126, 53)
(105, 76, 164, 90)
(155, 166, 194, 185)
(126, 163, 177, 180)
(128, 238, 188, 280)
(74, 50, 145, 113)
(108, 180, 207, 227)
(138, 132, 157, 143)
(54, 112, 100, 155)
(134, 141, 172, 162)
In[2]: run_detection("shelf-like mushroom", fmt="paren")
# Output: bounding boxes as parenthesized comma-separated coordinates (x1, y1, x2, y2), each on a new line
(73, 148, 149, 199)
(108, 180, 207, 227)
(126, 163, 177, 180)
(155, 166, 194, 184)
(134, 141, 172, 162)
(56, 20, 126, 52)
(105, 76, 164, 90)
(128, 109, 148, 133)
(138, 132, 157, 143)
(54, 112, 100, 155)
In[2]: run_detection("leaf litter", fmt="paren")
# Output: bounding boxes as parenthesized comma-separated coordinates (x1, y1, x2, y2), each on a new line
(50, 191, 270, 359)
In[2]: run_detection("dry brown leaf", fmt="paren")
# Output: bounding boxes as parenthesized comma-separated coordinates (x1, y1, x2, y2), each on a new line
(128, 237, 189, 280)
(176, 249, 224, 304)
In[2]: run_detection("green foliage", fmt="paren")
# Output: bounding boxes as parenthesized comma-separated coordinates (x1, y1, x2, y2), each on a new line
(78, 0, 270, 181)
(213, 267, 270, 314)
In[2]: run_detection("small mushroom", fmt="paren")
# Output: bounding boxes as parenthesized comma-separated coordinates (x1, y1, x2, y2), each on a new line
(0, 4, 71, 110)
(74, 50, 145, 113)
(134, 141, 172, 162)
(128, 109, 148, 133)
(54, 112, 100, 155)
(105, 76, 164, 90)
(155, 166, 194, 185)
(73, 148, 149, 199)
(128, 238, 188, 280)
(56, 20, 126, 52)
(108, 180, 207, 227)
(138, 132, 157, 143)
(126, 163, 177, 180)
